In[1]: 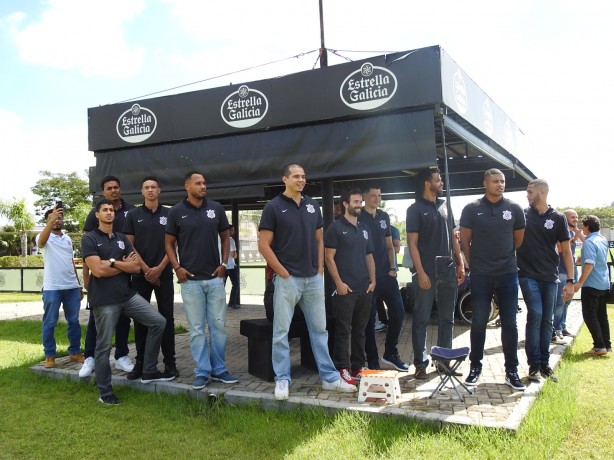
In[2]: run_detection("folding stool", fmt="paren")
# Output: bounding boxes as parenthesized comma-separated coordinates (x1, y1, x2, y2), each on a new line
(429, 346, 473, 401)
(357, 370, 401, 404)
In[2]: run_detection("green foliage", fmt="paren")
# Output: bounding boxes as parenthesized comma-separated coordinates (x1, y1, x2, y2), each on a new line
(30, 170, 92, 232)
(0, 199, 36, 258)
(0, 255, 43, 267)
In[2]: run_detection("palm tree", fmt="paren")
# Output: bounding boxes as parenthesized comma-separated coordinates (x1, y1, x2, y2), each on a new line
(0, 198, 36, 265)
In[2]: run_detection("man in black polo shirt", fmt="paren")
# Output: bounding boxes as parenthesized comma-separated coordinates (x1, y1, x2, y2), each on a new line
(258, 164, 357, 400)
(82, 199, 174, 405)
(358, 185, 409, 372)
(406, 168, 465, 380)
(123, 176, 177, 380)
(460, 168, 526, 390)
(79, 175, 135, 378)
(165, 171, 238, 391)
(517, 179, 575, 383)
(324, 188, 376, 385)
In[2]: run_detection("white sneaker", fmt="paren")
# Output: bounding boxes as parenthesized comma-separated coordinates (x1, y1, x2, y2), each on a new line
(79, 357, 95, 378)
(274, 379, 289, 400)
(322, 378, 357, 393)
(115, 356, 134, 373)
(373, 320, 387, 332)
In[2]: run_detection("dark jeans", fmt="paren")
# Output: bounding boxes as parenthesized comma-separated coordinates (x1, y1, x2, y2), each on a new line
(519, 277, 557, 366)
(93, 294, 166, 397)
(332, 291, 372, 370)
(226, 267, 240, 306)
(581, 286, 611, 349)
(132, 275, 176, 367)
(365, 274, 405, 365)
(469, 272, 520, 372)
(84, 309, 131, 360)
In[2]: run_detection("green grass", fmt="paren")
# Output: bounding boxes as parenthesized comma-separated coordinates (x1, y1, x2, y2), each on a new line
(0, 311, 612, 459)
(0, 291, 43, 303)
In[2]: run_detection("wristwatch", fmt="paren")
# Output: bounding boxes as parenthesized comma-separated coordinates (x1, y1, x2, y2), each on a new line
(221, 262, 229, 269)
(566, 278, 575, 284)
(109, 258, 116, 268)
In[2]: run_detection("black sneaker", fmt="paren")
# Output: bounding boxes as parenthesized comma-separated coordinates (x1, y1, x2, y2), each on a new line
(562, 329, 575, 337)
(540, 365, 558, 383)
(527, 364, 541, 381)
(127, 362, 143, 381)
(164, 366, 180, 378)
(505, 371, 526, 391)
(465, 367, 481, 386)
(141, 371, 176, 384)
(98, 393, 122, 405)
(381, 354, 409, 372)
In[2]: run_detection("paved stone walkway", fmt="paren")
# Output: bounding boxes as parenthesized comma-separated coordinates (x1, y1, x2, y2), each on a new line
(8, 294, 582, 430)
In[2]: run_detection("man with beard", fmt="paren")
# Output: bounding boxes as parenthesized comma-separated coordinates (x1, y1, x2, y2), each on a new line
(517, 179, 575, 383)
(406, 168, 465, 380)
(165, 171, 238, 390)
(324, 189, 376, 384)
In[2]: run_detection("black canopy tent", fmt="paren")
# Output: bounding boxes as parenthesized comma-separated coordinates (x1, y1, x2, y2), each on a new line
(87, 45, 535, 208)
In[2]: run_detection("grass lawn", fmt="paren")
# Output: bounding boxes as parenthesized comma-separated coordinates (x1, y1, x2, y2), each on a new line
(0, 310, 612, 459)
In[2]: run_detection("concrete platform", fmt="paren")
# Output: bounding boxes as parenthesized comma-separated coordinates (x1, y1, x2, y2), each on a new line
(10, 293, 581, 431)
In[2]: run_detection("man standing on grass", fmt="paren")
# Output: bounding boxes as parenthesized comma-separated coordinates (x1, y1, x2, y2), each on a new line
(358, 185, 409, 372)
(517, 179, 575, 383)
(82, 199, 174, 405)
(123, 176, 178, 380)
(37, 204, 84, 368)
(407, 168, 465, 380)
(460, 168, 526, 391)
(258, 164, 356, 400)
(79, 175, 135, 378)
(324, 188, 376, 384)
(165, 171, 238, 391)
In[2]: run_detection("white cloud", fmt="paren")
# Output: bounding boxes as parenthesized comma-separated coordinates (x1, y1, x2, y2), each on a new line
(12, 0, 146, 78)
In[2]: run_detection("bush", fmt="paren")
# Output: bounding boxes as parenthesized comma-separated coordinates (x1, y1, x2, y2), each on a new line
(0, 255, 44, 267)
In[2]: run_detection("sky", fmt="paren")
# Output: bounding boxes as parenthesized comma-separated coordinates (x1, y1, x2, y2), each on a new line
(1, 0, 613, 224)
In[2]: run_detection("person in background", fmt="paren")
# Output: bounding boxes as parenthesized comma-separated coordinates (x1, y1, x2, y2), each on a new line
(37, 205, 84, 368)
(226, 224, 240, 309)
(573, 215, 611, 355)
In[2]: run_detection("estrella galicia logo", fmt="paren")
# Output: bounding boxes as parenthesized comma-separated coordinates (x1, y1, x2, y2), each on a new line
(221, 85, 268, 128)
(340, 62, 397, 110)
(116, 104, 157, 143)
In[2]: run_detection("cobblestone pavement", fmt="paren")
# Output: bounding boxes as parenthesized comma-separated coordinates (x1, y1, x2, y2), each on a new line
(9, 293, 582, 430)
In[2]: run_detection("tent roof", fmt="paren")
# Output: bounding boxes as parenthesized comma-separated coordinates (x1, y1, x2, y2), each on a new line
(87, 45, 535, 206)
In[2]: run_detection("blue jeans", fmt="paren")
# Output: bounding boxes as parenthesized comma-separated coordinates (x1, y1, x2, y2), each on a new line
(519, 277, 558, 366)
(42, 288, 82, 356)
(469, 272, 520, 372)
(553, 274, 571, 332)
(412, 274, 458, 366)
(181, 277, 228, 378)
(365, 274, 405, 365)
(272, 274, 338, 383)
(93, 294, 166, 397)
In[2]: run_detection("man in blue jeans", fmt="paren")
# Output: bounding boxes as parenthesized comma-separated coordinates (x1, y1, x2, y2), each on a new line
(37, 205, 84, 368)
(82, 199, 175, 404)
(460, 169, 526, 390)
(165, 171, 238, 390)
(517, 179, 575, 383)
(259, 164, 356, 400)
(407, 168, 465, 380)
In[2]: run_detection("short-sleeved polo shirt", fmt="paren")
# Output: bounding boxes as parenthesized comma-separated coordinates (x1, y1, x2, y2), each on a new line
(324, 217, 374, 292)
(517, 206, 570, 282)
(258, 193, 323, 277)
(83, 199, 135, 233)
(357, 208, 392, 276)
(459, 196, 525, 275)
(581, 232, 610, 290)
(81, 229, 136, 308)
(124, 204, 172, 279)
(165, 198, 229, 280)
(406, 196, 454, 276)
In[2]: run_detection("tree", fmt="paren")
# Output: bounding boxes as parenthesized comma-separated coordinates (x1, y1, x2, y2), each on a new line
(0, 198, 36, 263)
(556, 206, 614, 229)
(31, 170, 92, 232)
